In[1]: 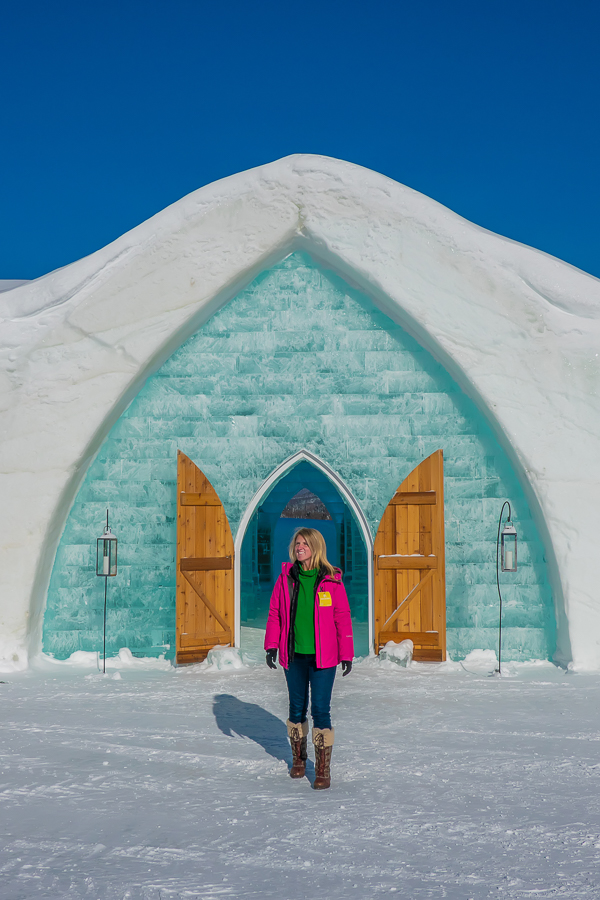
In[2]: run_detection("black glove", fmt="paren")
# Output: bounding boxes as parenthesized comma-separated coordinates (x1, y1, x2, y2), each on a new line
(266, 649, 278, 669)
(341, 660, 352, 677)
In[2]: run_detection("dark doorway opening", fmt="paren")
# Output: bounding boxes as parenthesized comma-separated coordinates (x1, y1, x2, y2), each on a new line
(240, 461, 369, 656)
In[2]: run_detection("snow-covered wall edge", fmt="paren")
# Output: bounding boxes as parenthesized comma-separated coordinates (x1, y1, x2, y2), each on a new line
(0, 154, 598, 669)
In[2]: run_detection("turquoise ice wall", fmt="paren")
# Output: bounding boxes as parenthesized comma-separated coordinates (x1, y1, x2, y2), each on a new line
(43, 252, 555, 661)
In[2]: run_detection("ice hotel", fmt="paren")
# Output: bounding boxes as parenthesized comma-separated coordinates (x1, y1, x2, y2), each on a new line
(1, 155, 599, 670)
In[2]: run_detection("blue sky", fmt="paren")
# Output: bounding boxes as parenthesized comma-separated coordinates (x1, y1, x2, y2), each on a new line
(2, 0, 599, 280)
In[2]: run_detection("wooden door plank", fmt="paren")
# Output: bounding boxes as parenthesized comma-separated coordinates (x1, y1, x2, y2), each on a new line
(389, 491, 437, 505)
(419, 500, 434, 633)
(413, 648, 443, 662)
(180, 557, 232, 571)
(377, 556, 438, 569)
(205, 503, 217, 633)
(180, 631, 232, 648)
(379, 631, 440, 647)
(432, 449, 446, 661)
(405, 467, 420, 634)
(180, 492, 222, 506)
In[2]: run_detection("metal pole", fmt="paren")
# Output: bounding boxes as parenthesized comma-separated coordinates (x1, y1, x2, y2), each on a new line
(495, 501, 511, 675)
(103, 575, 108, 674)
(103, 509, 109, 674)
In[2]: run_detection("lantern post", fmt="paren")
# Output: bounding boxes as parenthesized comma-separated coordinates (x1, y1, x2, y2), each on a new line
(96, 510, 118, 673)
(495, 501, 518, 675)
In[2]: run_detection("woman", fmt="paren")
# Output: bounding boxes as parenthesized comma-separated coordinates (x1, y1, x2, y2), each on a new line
(264, 527, 354, 789)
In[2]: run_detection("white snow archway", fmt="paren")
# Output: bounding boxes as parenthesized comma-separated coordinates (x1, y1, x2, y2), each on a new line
(233, 449, 374, 650)
(1, 154, 600, 669)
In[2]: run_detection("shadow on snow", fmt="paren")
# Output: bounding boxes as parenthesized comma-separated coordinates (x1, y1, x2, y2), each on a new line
(212, 693, 316, 780)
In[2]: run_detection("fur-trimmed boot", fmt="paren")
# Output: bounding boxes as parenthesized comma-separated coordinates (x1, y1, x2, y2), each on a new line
(312, 727, 334, 790)
(287, 719, 309, 778)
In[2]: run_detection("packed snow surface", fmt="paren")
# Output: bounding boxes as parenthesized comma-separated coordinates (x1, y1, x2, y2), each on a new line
(2, 632, 600, 899)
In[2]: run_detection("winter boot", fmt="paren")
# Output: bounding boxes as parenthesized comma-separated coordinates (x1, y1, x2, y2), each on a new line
(287, 719, 308, 778)
(312, 726, 334, 790)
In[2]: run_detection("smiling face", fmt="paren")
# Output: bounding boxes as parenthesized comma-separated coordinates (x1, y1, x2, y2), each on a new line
(294, 534, 313, 569)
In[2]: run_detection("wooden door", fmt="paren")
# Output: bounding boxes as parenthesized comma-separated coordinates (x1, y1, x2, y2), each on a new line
(374, 449, 446, 661)
(176, 451, 234, 663)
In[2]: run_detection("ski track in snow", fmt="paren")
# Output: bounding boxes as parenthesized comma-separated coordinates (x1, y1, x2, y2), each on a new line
(1, 657, 600, 899)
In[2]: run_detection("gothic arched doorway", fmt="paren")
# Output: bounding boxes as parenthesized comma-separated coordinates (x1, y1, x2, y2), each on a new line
(236, 452, 372, 657)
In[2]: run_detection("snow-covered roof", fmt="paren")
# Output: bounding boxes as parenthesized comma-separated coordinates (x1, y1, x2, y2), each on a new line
(0, 279, 31, 294)
(1, 154, 599, 669)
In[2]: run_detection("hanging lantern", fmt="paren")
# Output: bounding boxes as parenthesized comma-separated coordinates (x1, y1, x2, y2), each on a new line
(96, 519, 118, 577)
(500, 520, 517, 572)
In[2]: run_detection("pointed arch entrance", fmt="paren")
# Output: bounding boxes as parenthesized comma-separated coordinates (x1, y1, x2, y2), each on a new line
(234, 450, 374, 653)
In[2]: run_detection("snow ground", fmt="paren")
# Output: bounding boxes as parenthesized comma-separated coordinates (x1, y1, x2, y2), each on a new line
(2, 634, 600, 899)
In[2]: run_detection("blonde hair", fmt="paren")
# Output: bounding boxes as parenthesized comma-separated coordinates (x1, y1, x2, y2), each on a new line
(288, 527, 337, 576)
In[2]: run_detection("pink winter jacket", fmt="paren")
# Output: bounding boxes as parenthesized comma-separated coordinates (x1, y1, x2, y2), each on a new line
(264, 563, 354, 669)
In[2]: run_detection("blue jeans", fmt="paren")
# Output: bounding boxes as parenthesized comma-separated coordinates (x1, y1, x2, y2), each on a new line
(284, 653, 336, 730)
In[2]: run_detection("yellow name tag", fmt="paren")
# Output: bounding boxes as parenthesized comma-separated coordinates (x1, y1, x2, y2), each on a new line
(318, 592, 332, 606)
